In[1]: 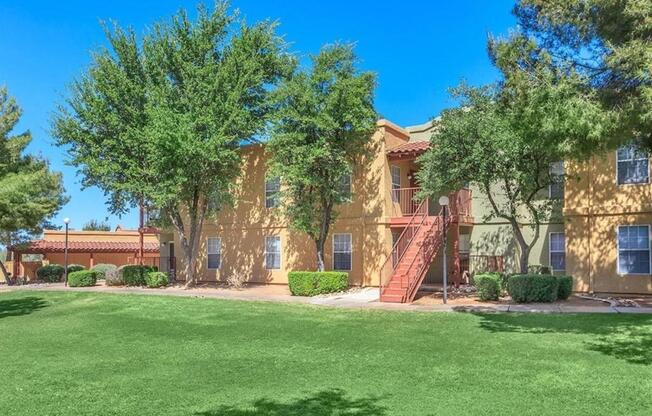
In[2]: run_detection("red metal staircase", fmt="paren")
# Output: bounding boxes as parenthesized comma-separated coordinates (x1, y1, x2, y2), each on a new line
(379, 200, 451, 303)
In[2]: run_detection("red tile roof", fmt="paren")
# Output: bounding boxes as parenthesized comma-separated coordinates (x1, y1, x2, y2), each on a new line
(11, 240, 160, 254)
(386, 141, 430, 159)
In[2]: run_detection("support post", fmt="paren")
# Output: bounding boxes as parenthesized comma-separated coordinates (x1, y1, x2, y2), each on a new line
(451, 223, 461, 287)
(442, 205, 448, 304)
(89, 253, 94, 269)
(139, 202, 145, 266)
(64, 221, 69, 286)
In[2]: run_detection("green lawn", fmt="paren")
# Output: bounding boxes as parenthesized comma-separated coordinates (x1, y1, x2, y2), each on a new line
(1, 291, 651, 415)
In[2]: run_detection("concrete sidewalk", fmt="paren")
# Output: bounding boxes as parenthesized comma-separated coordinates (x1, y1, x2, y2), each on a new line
(3, 283, 652, 314)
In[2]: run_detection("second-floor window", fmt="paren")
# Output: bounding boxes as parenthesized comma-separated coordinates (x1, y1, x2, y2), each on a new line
(207, 237, 221, 269)
(618, 225, 650, 274)
(549, 161, 564, 199)
(549, 232, 565, 271)
(265, 236, 281, 270)
(617, 144, 649, 185)
(391, 165, 401, 202)
(338, 173, 352, 201)
(265, 176, 281, 208)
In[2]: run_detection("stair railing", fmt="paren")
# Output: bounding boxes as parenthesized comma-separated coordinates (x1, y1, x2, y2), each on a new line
(379, 198, 428, 296)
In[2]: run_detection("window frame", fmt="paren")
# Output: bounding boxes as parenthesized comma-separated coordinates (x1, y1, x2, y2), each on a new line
(390, 165, 401, 202)
(332, 233, 353, 271)
(548, 161, 565, 199)
(265, 175, 281, 209)
(264, 235, 282, 270)
(548, 232, 565, 272)
(616, 224, 652, 275)
(616, 145, 650, 186)
(206, 237, 222, 270)
(338, 173, 352, 202)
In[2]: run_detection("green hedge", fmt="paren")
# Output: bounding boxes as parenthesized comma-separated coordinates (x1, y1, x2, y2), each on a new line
(120, 265, 155, 286)
(473, 273, 502, 301)
(36, 264, 65, 283)
(556, 275, 573, 300)
(527, 265, 551, 275)
(67, 264, 86, 274)
(91, 263, 117, 279)
(507, 274, 559, 303)
(67, 270, 98, 287)
(145, 271, 169, 288)
(288, 272, 348, 296)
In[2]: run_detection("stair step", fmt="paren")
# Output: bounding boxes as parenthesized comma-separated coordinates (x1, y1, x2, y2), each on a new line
(380, 293, 404, 303)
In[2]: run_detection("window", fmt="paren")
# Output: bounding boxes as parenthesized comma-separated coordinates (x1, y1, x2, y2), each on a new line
(617, 144, 649, 185)
(265, 236, 281, 270)
(391, 165, 401, 202)
(265, 176, 281, 208)
(338, 173, 352, 201)
(618, 225, 651, 274)
(333, 234, 352, 271)
(207, 237, 221, 269)
(549, 161, 564, 199)
(549, 233, 565, 271)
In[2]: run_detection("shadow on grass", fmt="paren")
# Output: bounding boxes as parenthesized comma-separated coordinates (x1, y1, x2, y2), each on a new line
(472, 312, 652, 365)
(0, 296, 48, 319)
(195, 389, 387, 416)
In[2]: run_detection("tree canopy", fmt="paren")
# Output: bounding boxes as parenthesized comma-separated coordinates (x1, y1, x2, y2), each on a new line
(53, 2, 294, 286)
(82, 219, 111, 231)
(0, 87, 67, 275)
(266, 44, 377, 271)
(491, 0, 651, 148)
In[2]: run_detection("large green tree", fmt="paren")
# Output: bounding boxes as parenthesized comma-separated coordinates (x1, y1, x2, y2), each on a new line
(53, 2, 294, 286)
(266, 44, 377, 271)
(418, 79, 605, 273)
(0, 87, 67, 276)
(492, 0, 651, 148)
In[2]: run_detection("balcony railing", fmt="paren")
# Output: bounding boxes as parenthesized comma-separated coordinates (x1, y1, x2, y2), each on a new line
(391, 187, 472, 218)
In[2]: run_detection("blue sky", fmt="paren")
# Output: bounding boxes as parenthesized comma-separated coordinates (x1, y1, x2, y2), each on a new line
(0, 0, 515, 230)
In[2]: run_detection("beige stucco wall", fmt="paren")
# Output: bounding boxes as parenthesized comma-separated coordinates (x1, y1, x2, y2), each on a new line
(565, 151, 652, 294)
(172, 120, 409, 286)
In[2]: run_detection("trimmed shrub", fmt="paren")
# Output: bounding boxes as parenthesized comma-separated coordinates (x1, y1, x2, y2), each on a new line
(67, 270, 97, 287)
(507, 274, 559, 303)
(556, 275, 573, 300)
(288, 272, 348, 296)
(36, 264, 65, 283)
(120, 265, 155, 286)
(145, 271, 169, 288)
(473, 273, 502, 301)
(527, 265, 551, 275)
(67, 264, 85, 274)
(91, 263, 117, 279)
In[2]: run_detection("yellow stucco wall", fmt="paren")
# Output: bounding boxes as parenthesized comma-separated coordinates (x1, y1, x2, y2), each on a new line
(565, 151, 652, 293)
(171, 120, 410, 286)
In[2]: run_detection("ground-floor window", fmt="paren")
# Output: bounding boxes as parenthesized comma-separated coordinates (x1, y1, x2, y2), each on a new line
(617, 225, 651, 274)
(333, 233, 352, 271)
(549, 232, 565, 271)
(265, 236, 281, 270)
(207, 237, 221, 269)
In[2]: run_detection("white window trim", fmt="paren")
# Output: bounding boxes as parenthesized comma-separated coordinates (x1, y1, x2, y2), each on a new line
(548, 232, 565, 272)
(339, 173, 353, 203)
(264, 235, 282, 270)
(548, 161, 564, 199)
(390, 165, 401, 202)
(332, 233, 352, 271)
(616, 146, 650, 186)
(616, 224, 652, 275)
(207, 237, 221, 270)
(265, 176, 281, 209)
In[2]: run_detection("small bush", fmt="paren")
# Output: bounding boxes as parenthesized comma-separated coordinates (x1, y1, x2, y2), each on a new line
(91, 263, 117, 279)
(67, 264, 86, 274)
(121, 265, 155, 286)
(473, 273, 502, 301)
(105, 270, 124, 286)
(67, 270, 97, 287)
(36, 264, 65, 283)
(527, 265, 551, 275)
(288, 272, 348, 296)
(556, 275, 573, 300)
(507, 274, 559, 303)
(226, 272, 247, 289)
(145, 271, 169, 288)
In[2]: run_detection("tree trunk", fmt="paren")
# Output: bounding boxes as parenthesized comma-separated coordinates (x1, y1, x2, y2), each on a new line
(168, 195, 207, 289)
(314, 200, 333, 272)
(509, 218, 530, 274)
(0, 259, 9, 281)
(315, 239, 325, 272)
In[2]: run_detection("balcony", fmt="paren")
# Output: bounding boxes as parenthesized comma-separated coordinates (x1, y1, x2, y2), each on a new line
(390, 187, 473, 225)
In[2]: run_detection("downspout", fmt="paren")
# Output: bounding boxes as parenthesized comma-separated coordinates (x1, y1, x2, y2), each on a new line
(588, 156, 594, 294)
